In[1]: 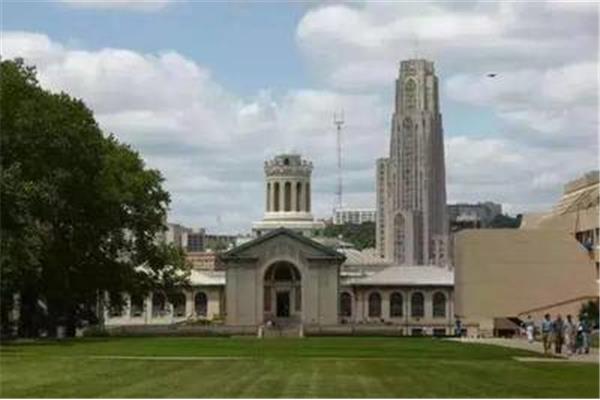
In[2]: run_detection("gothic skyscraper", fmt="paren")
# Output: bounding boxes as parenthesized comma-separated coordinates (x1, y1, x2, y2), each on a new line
(376, 59, 449, 266)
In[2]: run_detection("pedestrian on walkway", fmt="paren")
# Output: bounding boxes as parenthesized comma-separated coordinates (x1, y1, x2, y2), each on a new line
(523, 315, 535, 343)
(552, 314, 565, 354)
(541, 313, 552, 355)
(577, 313, 591, 354)
(564, 314, 576, 355)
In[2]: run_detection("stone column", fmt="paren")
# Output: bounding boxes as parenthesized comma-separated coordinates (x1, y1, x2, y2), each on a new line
(291, 180, 297, 212)
(269, 182, 274, 212)
(305, 182, 311, 212)
(266, 182, 270, 212)
(279, 179, 285, 212)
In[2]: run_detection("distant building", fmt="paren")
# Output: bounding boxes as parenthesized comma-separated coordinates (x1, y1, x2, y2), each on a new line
(186, 231, 205, 252)
(447, 202, 502, 232)
(165, 223, 205, 252)
(455, 171, 599, 337)
(376, 59, 449, 265)
(186, 251, 222, 270)
(252, 154, 325, 237)
(521, 170, 599, 274)
(333, 208, 376, 225)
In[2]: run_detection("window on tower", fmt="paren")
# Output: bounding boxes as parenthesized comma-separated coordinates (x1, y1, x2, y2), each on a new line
(404, 79, 417, 110)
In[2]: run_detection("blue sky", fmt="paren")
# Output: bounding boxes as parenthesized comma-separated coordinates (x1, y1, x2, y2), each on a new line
(2, 1, 597, 233)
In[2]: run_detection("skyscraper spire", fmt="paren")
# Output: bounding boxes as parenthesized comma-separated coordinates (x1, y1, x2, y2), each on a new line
(376, 59, 449, 266)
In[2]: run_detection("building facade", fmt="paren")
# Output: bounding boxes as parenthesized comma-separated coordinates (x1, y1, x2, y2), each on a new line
(333, 208, 377, 225)
(448, 202, 502, 232)
(252, 154, 325, 237)
(105, 151, 455, 335)
(376, 59, 449, 265)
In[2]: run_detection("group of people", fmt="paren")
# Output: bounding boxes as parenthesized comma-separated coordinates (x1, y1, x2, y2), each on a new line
(522, 313, 592, 356)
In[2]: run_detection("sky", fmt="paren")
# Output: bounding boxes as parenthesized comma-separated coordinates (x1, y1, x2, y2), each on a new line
(2, 0, 598, 234)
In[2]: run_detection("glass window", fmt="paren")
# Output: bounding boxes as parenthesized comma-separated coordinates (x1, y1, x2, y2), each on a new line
(172, 292, 186, 317)
(152, 292, 167, 318)
(433, 292, 446, 318)
(368, 292, 382, 317)
(411, 292, 424, 318)
(194, 292, 208, 317)
(390, 292, 403, 317)
(340, 292, 352, 317)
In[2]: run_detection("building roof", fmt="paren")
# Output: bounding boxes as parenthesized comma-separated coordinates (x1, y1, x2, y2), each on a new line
(220, 227, 346, 262)
(190, 269, 225, 286)
(342, 265, 454, 286)
(339, 248, 390, 266)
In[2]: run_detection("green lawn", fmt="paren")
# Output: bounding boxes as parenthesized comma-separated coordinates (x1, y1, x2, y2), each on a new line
(0, 337, 597, 398)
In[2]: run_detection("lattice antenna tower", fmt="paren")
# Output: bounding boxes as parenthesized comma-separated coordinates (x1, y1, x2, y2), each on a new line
(333, 110, 345, 211)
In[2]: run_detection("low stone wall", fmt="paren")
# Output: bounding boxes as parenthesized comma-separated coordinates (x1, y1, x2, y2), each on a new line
(101, 324, 258, 337)
(304, 324, 452, 337)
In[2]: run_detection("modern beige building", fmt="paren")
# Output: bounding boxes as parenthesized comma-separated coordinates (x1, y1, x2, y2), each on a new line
(376, 59, 449, 266)
(455, 171, 599, 337)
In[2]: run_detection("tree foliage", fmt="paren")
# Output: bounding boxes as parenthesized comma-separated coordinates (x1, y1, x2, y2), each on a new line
(0, 59, 190, 337)
(579, 300, 599, 329)
(319, 222, 376, 250)
(488, 213, 522, 229)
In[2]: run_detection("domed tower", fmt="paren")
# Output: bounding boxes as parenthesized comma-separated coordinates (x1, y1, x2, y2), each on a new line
(252, 154, 324, 237)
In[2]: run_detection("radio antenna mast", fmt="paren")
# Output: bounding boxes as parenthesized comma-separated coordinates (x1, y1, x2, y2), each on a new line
(333, 111, 344, 212)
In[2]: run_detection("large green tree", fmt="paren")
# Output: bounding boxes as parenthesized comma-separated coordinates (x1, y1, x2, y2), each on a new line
(1, 59, 190, 337)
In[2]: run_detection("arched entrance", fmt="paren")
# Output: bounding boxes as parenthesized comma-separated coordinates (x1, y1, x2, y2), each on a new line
(263, 261, 301, 321)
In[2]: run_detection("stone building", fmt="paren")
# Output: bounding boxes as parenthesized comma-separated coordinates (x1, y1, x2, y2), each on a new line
(105, 151, 455, 335)
(252, 154, 325, 237)
(376, 59, 449, 266)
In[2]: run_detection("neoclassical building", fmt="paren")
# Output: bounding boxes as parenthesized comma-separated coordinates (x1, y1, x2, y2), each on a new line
(105, 151, 455, 336)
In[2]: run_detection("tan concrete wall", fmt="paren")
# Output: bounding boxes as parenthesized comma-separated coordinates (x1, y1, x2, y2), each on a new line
(455, 229, 598, 322)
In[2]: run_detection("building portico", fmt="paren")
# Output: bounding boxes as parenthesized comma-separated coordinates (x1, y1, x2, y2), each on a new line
(221, 228, 345, 326)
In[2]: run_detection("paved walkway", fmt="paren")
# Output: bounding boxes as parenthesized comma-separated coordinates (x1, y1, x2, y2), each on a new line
(448, 337, 599, 364)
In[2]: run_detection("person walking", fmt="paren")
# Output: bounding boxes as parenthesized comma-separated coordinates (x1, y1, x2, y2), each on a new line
(564, 314, 576, 356)
(523, 315, 535, 343)
(578, 313, 591, 354)
(552, 314, 565, 354)
(541, 314, 552, 355)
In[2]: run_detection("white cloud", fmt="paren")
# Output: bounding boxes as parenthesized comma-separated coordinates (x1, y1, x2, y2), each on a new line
(1, 31, 386, 232)
(2, 1, 597, 231)
(58, 0, 175, 12)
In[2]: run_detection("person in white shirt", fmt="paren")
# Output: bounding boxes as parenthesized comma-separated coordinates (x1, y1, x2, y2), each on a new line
(523, 315, 535, 343)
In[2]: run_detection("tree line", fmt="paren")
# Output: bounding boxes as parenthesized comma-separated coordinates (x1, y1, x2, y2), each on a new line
(1, 59, 190, 338)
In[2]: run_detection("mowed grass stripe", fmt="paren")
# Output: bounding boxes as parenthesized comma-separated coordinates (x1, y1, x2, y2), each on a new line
(1, 337, 597, 398)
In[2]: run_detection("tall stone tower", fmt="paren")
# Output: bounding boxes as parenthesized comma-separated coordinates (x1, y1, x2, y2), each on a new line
(252, 154, 325, 237)
(376, 59, 449, 266)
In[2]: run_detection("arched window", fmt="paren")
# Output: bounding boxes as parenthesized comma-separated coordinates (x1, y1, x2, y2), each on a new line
(296, 182, 302, 212)
(390, 292, 403, 317)
(411, 292, 424, 318)
(273, 182, 280, 212)
(172, 292, 186, 317)
(433, 292, 446, 318)
(108, 293, 124, 317)
(340, 292, 352, 317)
(194, 292, 208, 317)
(368, 292, 382, 317)
(404, 78, 417, 110)
(284, 181, 291, 211)
(130, 294, 144, 317)
(152, 292, 167, 318)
